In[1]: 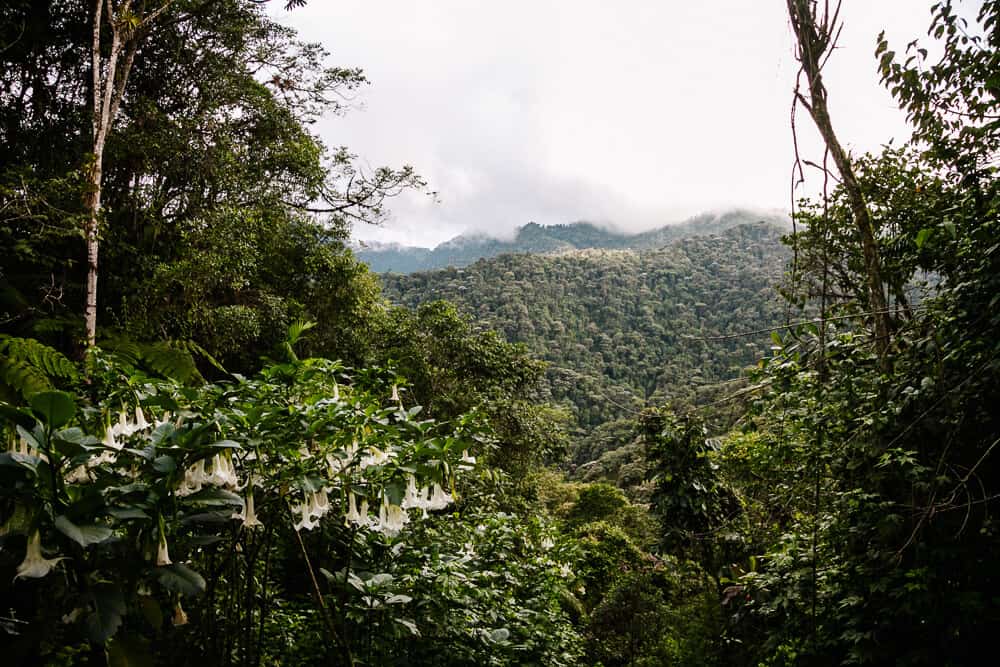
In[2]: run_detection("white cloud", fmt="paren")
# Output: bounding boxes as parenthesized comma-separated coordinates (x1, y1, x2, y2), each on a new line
(276, 1, 943, 247)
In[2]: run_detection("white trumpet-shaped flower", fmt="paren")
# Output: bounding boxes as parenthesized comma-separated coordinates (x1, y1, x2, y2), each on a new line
(308, 488, 331, 519)
(460, 449, 476, 465)
(156, 531, 172, 566)
(176, 459, 208, 496)
(153, 411, 173, 430)
(345, 492, 365, 526)
(371, 497, 409, 537)
(102, 426, 121, 451)
(292, 492, 321, 531)
(15, 531, 66, 579)
(327, 453, 347, 476)
(401, 474, 424, 510)
(208, 453, 240, 489)
(360, 446, 393, 469)
(133, 406, 150, 431)
(424, 484, 453, 511)
(390, 384, 400, 404)
(234, 491, 263, 529)
(172, 600, 188, 626)
(540, 536, 555, 550)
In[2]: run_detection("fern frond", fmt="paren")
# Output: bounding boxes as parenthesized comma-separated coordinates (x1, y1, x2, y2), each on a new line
(173, 339, 227, 375)
(141, 341, 204, 384)
(99, 334, 143, 367)
(0, 356, 55, 399)
(0, 336, 77, 380)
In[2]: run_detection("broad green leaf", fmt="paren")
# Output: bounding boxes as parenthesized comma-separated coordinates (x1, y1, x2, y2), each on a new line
(396, 618, 420, 636)
(55, 515, 114, 547)
(181, 487, 243, 508)
(0, 403, 38, 430)
(29, 390, 76, 428)
(139, 598, 163, 631)
(85, 584, 126, 643)
(915, 227, 933, 249)
(155, 563, 206, 596)
(152, 455, 176, 473)
(0, 451, 41, 473)
(209, 439, 241, 449)
(107, 507, 150, 520)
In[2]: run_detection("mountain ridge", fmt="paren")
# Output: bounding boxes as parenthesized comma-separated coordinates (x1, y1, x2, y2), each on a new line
(355, 209, 790, 273)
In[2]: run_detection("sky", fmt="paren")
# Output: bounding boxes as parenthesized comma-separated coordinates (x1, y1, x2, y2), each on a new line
(273, 1, 958, 248)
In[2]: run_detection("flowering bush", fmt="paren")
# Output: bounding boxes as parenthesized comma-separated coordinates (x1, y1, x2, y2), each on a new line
(0, 351, 485, 663)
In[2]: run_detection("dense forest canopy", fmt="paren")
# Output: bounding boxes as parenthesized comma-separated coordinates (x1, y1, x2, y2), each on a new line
(1, 1, 998, 666)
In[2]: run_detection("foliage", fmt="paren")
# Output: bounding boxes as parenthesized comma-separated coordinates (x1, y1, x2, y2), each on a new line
(382, 222, 791, 477)
(0, 331, 502, 664)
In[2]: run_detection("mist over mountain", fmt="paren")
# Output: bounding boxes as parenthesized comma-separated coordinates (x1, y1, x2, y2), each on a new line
(355, 209, 790, 273)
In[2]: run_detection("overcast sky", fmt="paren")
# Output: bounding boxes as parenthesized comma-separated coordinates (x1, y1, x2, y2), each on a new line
(274, 1, 962, 247)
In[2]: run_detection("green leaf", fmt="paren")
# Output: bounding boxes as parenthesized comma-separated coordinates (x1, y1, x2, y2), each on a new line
(29, 390, 76, 428)
(55, 515, 115, 547)
(181, 487, 243, 508)
(85, 584, 126, 643)
(915, 227, 933, 249)
(396, 618, 420, 636)
(0, 451, 41, 473)
(0, 403, 38, 430)
(209, 439, 241, 450)
(107, 507, 151, 521)
(156, 563, 206, 596)
(152, 455, 176, 473)
(139, 598, 163, 631)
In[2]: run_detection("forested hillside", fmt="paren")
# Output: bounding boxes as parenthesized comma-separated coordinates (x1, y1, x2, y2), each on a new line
(382, 221, 790, 476)
(357, 209, 789, 273)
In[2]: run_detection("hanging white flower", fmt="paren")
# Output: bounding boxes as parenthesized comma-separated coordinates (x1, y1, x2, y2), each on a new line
(371, 496, 409, 537)
(424, 483, 453, 511)
(153, 411, 173, 430)
(176, 459, 208, 496)
(172, 600, 188, 626)
(401, 474, 424, 510)
(308, 488, 331, 519)
(65, 464, 92, 484)
(460, 449, 476, 465)
(390, 384, 401, 404)
(208, 453, 240, 489)
(327, 453, 347, 475)
(110, 410, 129, 438)
(102, 426, 121, 451)
(156, 531, 172, 566)
(15, 531, 66, 579)
(292, 493, 320, 531)
(345, 492, 365, 526)
(360, 446, 393, 469)
(234, 490, 263, 529)
(133, 406, 150, 431)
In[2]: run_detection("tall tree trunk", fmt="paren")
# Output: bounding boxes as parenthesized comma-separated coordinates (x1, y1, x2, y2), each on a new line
(787, 0, 892, 367)
(84, 0, 156, 346)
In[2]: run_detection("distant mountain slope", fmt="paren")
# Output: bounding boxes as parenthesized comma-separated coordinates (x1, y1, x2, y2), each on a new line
(381, 221, 792, 441)
(356, 209, 790, 273)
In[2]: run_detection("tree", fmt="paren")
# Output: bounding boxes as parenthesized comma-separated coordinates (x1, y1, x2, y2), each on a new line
(83, 0, 174, 346)
(786, 0, 892, 364)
